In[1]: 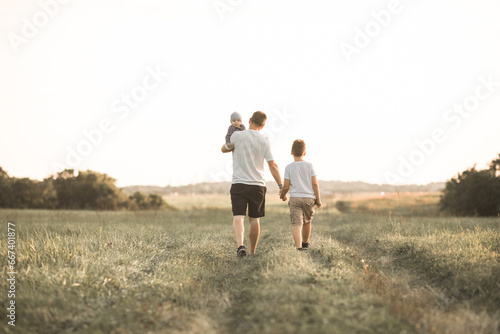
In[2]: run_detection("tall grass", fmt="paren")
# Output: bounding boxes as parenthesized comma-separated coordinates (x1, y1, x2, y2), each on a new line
(0, 198, 499, 333)
(322, 213, 500, 333)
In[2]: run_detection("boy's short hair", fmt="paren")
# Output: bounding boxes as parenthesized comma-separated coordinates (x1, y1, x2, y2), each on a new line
(292, 139, 306, 157)
(250, 111, 267, 127)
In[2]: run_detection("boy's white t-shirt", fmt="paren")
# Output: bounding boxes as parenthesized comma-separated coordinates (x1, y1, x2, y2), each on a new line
(284, 161, 316, 198)
(230, 129, 274, 186)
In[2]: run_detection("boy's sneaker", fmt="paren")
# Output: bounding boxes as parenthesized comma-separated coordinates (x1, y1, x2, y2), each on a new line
(297, 247, 308, 251)
(302, 242, 310, 249)
(237, 245, 247, 257)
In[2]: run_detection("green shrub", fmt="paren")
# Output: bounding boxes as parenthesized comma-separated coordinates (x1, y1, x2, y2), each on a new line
(440, 154, 500, 216)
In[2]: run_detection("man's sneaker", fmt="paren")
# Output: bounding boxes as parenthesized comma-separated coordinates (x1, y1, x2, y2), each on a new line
(302, 242, 310, 249)
(237, 245, 247, 257)
(297, 247, 307, 251)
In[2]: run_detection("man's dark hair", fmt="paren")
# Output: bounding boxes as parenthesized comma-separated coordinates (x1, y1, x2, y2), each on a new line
(250, 111, 267, 127)
(292, 139, 306, 157)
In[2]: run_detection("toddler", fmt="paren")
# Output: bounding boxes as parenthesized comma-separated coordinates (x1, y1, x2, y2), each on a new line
(225, 112, 246, 151)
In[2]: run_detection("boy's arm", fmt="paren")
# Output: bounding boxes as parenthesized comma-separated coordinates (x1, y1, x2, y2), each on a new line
(312, 175, 322, 207)
(280, 179, 290, 201)
(267, 160, 286, 200)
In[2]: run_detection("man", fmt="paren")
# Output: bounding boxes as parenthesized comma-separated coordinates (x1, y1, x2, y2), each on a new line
(221, 111, 285, 257)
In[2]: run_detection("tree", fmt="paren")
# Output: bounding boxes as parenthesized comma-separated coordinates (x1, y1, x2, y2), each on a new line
(489, 153, 500, 177)
(52, 169, 77, 209)
(0, 167, 11, 207)
(53, 169, 126, 210)
(441, 155, 500, 216)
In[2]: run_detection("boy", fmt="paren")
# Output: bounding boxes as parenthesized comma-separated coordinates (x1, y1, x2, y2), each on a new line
(224, 112, 246, 151)
(280, 139, 322, 250)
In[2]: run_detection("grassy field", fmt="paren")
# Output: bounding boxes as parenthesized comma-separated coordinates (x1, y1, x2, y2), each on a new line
(1, 193, 499, 333)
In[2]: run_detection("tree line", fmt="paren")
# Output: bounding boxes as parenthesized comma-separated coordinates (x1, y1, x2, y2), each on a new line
(0, 168, 167, 210)
(1, 153, 499, 215)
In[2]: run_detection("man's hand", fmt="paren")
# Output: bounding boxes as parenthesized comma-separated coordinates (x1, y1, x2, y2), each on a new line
(221, 143, 232, 153)
(315, 199, 322, 208)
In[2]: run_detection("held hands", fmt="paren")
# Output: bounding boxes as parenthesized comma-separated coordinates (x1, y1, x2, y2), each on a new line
(279, 187, 287, 201)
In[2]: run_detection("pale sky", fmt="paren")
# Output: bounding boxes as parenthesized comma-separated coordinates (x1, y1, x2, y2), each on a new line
(1, 0, 500, 187)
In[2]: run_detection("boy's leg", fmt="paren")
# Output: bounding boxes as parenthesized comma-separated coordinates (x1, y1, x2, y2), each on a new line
(233, 216, 245, 247)
(302, 221, 311, 243)
(292, 225, 303, 248)
(302, 198, 315, 244)
(249, 217, 260, 254)
(290, 198, 304, 248)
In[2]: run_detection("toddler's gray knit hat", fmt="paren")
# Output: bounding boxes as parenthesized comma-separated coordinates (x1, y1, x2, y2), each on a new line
(230, 112, 242, 122)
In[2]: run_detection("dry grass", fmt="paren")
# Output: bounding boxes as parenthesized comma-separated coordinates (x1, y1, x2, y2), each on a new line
(322, 191, 442, 217)
(321, 212, 500, 334)
(0, 193, 498, 333)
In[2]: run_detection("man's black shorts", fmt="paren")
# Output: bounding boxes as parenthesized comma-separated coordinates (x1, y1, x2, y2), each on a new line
(230, 183, 267, 218)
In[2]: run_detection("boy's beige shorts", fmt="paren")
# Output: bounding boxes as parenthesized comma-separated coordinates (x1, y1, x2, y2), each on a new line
(288, 197, 316, 226)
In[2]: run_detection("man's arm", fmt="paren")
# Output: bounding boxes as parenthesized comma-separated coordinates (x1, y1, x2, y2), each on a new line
(221, 143, 232, 153)
(312, 175, 322, 207)
(267, 160, 282, 185)
(267, 160, 286, 200)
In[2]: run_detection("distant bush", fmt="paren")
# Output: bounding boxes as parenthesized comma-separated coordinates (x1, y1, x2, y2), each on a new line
(0, 167, 168, 210)
(440, 154, 500, 216)
(128, 192, 167, 210)
(335, 201, 351, 213)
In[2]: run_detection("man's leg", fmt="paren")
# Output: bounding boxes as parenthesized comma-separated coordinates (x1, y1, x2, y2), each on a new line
(233, 215, 245, 247)
(248, 217, 260, 255)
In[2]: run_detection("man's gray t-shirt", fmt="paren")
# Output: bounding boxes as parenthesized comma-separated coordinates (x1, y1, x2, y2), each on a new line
(284, 161, 317, 198)
(230, 129, 273, 186)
